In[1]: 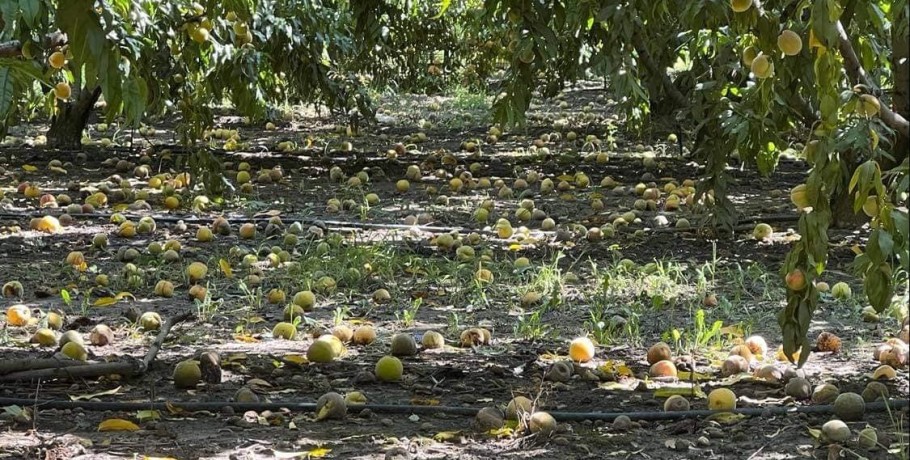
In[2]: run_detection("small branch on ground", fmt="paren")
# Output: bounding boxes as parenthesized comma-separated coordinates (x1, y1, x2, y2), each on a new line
(0, 311, 194, 382)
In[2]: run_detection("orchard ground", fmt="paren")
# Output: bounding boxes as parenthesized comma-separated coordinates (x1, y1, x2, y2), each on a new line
(0, 85, 907, 459)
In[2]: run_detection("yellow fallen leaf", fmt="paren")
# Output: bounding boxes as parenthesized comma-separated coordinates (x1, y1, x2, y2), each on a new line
(234, 334, 259, 343)
(112, 204, 129, 212)
(219, 259, 233, 278)
(433, 431, 462, 442)
(282, 354, 308, 365)
(705, 412, 747, 425)
(93, 297, 118, 307)
(23, 164, 38, 172)
(487, 426, 514, 437)
(557, 174, 574, 182)
(97, 418, 140, 432)
(114, 292, 135, 301)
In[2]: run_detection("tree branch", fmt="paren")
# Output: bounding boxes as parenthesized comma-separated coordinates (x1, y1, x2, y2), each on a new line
(632, 32, 688, 108)
(836, 21, 910, 139)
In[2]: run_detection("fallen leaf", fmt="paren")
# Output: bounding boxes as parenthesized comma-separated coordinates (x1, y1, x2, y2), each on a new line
(219, 259, 233, 278)
(93, 297, 118, 307)
(22, 164, 38, 172)
(433, 431, 462, 442)
(136, 410, 160, 422)
(97, 418, 140, 432)
(705, 412, 746, 425)
(70, 386, 122, 401)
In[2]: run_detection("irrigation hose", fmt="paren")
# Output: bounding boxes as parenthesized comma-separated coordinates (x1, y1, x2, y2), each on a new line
(0, 397, 906, 422)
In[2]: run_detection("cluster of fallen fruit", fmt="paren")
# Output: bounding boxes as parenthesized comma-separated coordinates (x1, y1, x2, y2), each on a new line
(10, 293, 905, 444)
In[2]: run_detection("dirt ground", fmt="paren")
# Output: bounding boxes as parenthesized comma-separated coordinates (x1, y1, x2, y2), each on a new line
(0, 84, 907, 459)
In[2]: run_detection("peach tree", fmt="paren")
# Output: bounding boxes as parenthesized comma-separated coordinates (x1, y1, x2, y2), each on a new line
(472, 0, 908, 365)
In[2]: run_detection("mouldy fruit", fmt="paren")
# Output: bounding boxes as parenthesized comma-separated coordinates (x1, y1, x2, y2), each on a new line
(352, 325, 376, 345)
(306, 340, 335, 363)
(777, 30, 803, 56)
(239, 223, 256, 239)
(31, 328, 57, 347)
(460, 328, 486, 347)
(89, 324, 114, 346)
(811, 384, 840, 404)
(830, 282, 852, 300)
(721, 355, 750, 377)
(332, 325, 354, 343)
(862, 381, 889, 402)
(267, 288, 286, 304)
(375, 355, 403, 382)
(785, 377, 812, 399)
(529, 411, 557, 435)
(474, 407, 505, 431)
(390, 333, 418, 357)
(832, 392, 865, 421)
(815, 332, 842, 353)
(545, 361, 573, 382)
(186, 262, 207, 282)
(154, 280, 175, 297)
(815, 281, 830, 292)
(649, 360, 678, 378)
(315, 392, 346, 421)
(821, 419, 850, 443)
(752, 223, 773, 240)
(569, 337, 596, 363)
(234, 387, 259, 403)
(707, 388, 737, 411)
(372, 288, 391, 303)
(188, 285, 207, 301)
(647, 342, 672, 365)
(293, 290, 316, 311)
(139, 311, 162, 331)
(858, 427, 878, 449)
(173, 360, 202, 388)
(660, 395, 689, 412)
(506, 396, 532, 421)
(344, 391, 367, 406)
(6, 304, 31, 326)
(422, 330, 445, 349)
(730, 0, 753, 13)
(753, 365, 783, 383)
(2, 281, 23, 298)
(272, 322, 297, 340)
(61, 341, 87, 361)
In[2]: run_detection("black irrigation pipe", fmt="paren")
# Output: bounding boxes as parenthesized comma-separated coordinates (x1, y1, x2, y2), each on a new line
(0, 397, 905, 423)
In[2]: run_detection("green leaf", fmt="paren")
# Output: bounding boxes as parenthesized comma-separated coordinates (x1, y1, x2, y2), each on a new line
(19, 0, 41, 27)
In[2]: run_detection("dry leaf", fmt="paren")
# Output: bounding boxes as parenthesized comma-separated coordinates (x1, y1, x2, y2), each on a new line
(70, 386, 122, 401)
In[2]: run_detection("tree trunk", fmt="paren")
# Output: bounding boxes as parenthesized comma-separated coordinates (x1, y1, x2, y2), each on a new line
(47, 86, 101, 150)
(891, 4, 909, 167)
